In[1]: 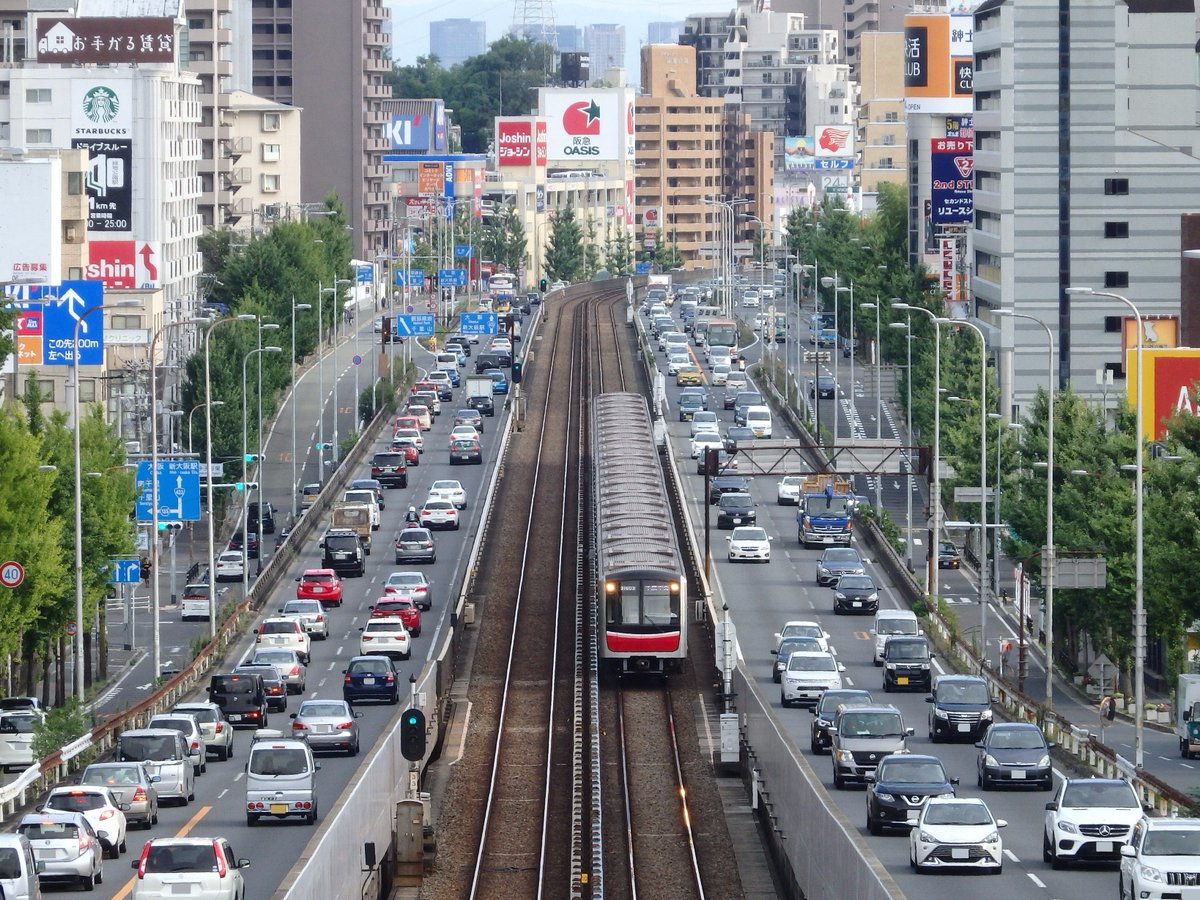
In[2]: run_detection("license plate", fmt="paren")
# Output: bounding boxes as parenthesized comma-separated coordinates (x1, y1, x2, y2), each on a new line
(1010, 769, 1026, 779)
(907, 812, 919, 823)
(270, 803, 289, 815)
(362, 677, 375, 685)
(897, 676, 909, 685)
(311, 586, 324, 593)
(229, 714, 242, 722)
(732, 518, 742, 525)
(957, 723, 970, 732)
(169, 886, 195, 896)
(951, 848, 969, 860)
(1095, 841, 1114, 854)
(36, 850, 54, 860)
(852, 601, 862, 608)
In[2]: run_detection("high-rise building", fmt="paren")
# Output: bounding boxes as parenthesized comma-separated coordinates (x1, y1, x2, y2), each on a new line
(430, 18, 486, 67)
(555, 25, 582, 52)
(970, 0, 1200, 416)
(584, 24, 625, 82)
(647, 21, 684, 45)
(855, 33, 905, 213)
(249, 0, 392, 257)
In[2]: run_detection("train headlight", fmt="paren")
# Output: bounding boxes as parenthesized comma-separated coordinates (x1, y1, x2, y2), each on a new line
(669, 581, 681, 593)
(605, 581, 618, 594)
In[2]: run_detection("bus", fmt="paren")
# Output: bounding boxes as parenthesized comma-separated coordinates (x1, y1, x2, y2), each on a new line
(488, 273, 516, 294)
(706, 319, 739, 354)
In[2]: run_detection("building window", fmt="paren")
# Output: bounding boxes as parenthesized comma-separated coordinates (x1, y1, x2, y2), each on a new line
(1104, 316, 1122, 333)
(79, 380, 97, 403)
(261, 173, 280, 192)
(111, 314, 141, 329)
(1104, 271, 1129, 288)
(262, 112, 280, 132)
(67, 171, 83, 195)
(1104, 221, 1129, 239)
(1104, 178, 1129, 196)
(36, 379, 54, 401)
(25, 128, 51, 144)
(261, 143, 280, 162)
(884, 111, 899, 123)
(24, 88, 50, 103)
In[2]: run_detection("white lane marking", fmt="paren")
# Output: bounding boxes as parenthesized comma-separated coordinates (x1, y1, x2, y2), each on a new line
(1027, 873, 1046, 888)
(317, 679, 325, 689)
(845, 677, 854, 686)
(932, 657, 946, 676)
(218, 788, 228, 799)
(233, 772, 244, 782)
(327, 661, 336, 671)
(1183, 763, 1195, 769)
(1003, 848, 1019, 862)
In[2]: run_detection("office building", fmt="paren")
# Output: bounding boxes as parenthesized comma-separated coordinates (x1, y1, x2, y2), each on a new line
(554, 25, 582, 52)
(584, 24, 625, 82)
(430, 18, 486, 67)
(855, 32, 905, 211)
(647, 21, 684, 45)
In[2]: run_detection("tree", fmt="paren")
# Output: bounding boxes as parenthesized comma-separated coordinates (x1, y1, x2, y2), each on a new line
(603, 223, 634, 275)
(480, 204, 527, 274)
(543, 207, 586, 282)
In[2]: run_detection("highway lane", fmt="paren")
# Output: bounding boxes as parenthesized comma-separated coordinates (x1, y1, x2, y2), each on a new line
(646, 298, 1124, 900)
(83, 362, 504, 899)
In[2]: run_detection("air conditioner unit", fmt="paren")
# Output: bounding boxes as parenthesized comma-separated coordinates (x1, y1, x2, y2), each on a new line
(65, 225, 78, 242)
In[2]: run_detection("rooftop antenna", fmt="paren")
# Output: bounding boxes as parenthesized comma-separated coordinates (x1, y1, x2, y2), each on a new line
(512, 0, 558, 79)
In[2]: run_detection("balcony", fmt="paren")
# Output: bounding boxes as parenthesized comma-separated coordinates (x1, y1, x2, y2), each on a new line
(364, 83, 392, 100)
(221, 136, 251, 159)
(226, 167, 251, 185)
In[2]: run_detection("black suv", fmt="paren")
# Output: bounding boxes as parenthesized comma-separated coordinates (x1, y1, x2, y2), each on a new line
(716, 492, 756, 530)
(467, 393, 495, 416)
(882, 636, 934, 692)
(370, 451, 409, 488)
(926, 674, 992, 742)
(708, 474, 750, 505)
(866, 754, 957, 834)
(474, 351, 510, 373)
(247, 501, 275, 534)
(207, 673, 268, 729)
(322, 528, 365, 577)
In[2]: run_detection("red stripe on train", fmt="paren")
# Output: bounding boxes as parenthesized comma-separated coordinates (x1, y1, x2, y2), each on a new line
(606, 633, 681, 653)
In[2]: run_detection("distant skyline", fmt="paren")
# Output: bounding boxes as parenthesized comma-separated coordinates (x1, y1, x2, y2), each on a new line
(384, 0, 711, 83)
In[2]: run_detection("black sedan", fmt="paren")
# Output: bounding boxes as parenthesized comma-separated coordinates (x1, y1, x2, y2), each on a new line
(937, 540, 961, 569)
(716, 493, 756, 530)
(831, 574, 879, 615)
(809, 375, 836, 399)
(975, 722, 1054, 790)
(866, 754, 958, 835)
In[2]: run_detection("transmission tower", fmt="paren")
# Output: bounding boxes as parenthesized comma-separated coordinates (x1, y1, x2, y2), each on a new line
(512, 0, 558, 79)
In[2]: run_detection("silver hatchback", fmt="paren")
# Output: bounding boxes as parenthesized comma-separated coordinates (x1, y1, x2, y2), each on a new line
(17, 811, 103, 890)
(247, 648, 307, 694)
(289, 699, 362, 756)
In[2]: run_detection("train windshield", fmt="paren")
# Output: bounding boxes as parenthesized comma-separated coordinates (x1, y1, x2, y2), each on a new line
(611, 580, 679, 628)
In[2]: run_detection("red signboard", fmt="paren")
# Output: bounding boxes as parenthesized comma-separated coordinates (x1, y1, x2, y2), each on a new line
(497, 121, 534, 167)
(85, 240, 161, 289)
(535, 120, 547, 166)
(1128, 348, 1200, 440)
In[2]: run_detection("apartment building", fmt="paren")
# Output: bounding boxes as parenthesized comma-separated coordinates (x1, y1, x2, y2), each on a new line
(222, 90, 302, 232)
(856, 32, 905, 211)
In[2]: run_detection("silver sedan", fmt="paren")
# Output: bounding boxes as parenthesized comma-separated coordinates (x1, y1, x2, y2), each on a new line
(289, 699, 362, 755)
(247, 648, 307, 693)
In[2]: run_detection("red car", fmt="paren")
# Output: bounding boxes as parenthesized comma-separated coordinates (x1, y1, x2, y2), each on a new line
(295, 569, 344, 607)
(392, 415, 420, 436)
(389, 437, 420, 465)
(368, 597, 421, 637)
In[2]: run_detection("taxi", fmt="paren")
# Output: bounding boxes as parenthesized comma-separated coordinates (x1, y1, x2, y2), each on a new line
(676, 363, 703, 386)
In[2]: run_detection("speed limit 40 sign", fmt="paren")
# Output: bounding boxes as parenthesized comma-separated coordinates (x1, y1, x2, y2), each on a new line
(0, 561, 24, 589)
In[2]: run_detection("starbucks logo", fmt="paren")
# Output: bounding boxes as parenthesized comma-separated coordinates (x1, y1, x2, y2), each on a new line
(82, 86, 119, 124)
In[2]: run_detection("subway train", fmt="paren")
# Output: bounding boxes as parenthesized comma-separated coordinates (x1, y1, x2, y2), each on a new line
(592, 392, 687, 673)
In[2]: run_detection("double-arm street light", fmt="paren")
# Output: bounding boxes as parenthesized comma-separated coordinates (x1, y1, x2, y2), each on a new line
(893, 304, 951, 601)
(71, 298, 138, 698)
(859, 300, 885, 441)
(889, 314, 916, 572)
(187, 401, 223, 455)
(324, 279, 354, 466)
(953, 319, 991, 662)
(203, 314, 257, 635)
(1066, 285, 1145, 769)
(241, 346, 283, 599)
(996, 308, 1056, 711)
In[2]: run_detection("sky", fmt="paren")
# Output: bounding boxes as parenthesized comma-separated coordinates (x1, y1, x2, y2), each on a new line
(384, 0, 716, 82)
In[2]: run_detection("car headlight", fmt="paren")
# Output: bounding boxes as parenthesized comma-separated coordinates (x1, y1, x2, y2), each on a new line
(1056, 820, 1080, 835)
(982, 831, 1000, 844)
(835, 749, 855, 764)
(980, 709, 993, 719)
(918, 830, 937, 844)
(984, 754, 999, 767)
(818, 566, 829, 576)
(934, 707, 949, 718)
(1136, 862, 1166, 884)
(854, 567, 865, 575)
(875, 792, 896, 802)
(834, 592, 846, 601)
(885, 663, 897, 670)
(868, 593, 879, 602)
(1037, 754, 1051, 767)
(920, 663, 930, 670)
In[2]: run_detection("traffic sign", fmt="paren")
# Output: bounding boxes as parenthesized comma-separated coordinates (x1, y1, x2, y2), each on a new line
(459, 312, 498, 335)
(394, 314, 435, 337)
(109, 559, 141, 584)
(355, 264, 373, 283)
(66, 621, 78, 637)
(454, 245, 472, 258)
(352, 355, 362, 366)
(803, 351, 832, 362)
(635, 262, 651, 275)
(4, 280, 106, 367)
(0, 561, 24, 588)
(135, 460, 202, 522)
(393, 270, 425, 287)
(438, 268, 467, 288)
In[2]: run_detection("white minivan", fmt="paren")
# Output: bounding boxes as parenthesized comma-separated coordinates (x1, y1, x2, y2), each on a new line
(245, 729, 319, 825)
(871, 608, 922, 665)
(434, 353, 458, 375)
(745, 405, 773, 438)
(0, 833, 43, 899)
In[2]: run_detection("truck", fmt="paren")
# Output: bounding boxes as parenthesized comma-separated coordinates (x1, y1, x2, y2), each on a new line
(1177, 674, 1200, 758)
(647, 273, 673, 303)
(796, 474, 855, 547)
(329, 502, 372, 554)
(466, 375, 496, 416)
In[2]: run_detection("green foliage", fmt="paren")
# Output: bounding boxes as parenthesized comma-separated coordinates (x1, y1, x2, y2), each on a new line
(479, 203, 527, 273)
(603, 223, 635, 276)
(31, 699, 91, 764)
(543, 206, 586, 282)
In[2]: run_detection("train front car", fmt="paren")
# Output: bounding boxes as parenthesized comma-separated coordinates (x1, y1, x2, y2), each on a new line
(592, 392, 688, 673)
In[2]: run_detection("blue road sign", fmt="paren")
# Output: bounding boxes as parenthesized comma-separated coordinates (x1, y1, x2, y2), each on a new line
(109, 559, 141, 583)
(813, 159, 854, 170)
(394, 270, 425, 287)
(5, 280, 106, 366)
(395, 314, 435, 337)
(459, 312, 498, 335)
(135, 460, 202, 522)
(454, 245, 472, 258)
(635, 262, 651, 275)
(439, 268, 467, 287)
(355, 264, 373, 283)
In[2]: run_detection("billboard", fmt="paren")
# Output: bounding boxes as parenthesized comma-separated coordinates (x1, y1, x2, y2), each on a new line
(72, 138, 133, 233)
(542, 89, 626, 161)
(1123, 316, 1179, 354)
(535, 119, 547, 165)
(930, 138, 973, 224)
(815, 125, 854, 158)
(85, 241, 161, 289)
(783, 136, 816, 170)
(496, 119, 537, 166)
(386, 114, 432, 150)
(0, 161, 60, 282)
(642, 207, 660, 229)
(417, 162, 443, 197)
(1127, 347, 1200, 440)
(71, 81, 133, 139)
(434, 100, 447, 151)
(904, 14, 973, 114)
(37, 17, 175, 64)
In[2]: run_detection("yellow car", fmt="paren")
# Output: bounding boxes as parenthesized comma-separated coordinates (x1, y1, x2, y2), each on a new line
(676, 364, 703, 386)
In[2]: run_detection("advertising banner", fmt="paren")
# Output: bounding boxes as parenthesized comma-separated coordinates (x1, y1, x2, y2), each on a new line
(37, 17, 174, 65)
(386, 114, 432, 150)
(784, 136, 816, 170)
(543, 89, 623, 161)
(0, 162, 59, 282)
(642, 207, 660, 229)
(496, 120, 535, 166)
(71, 138, 133, 233)
(434, 100, 447, 151)
(904, 14, 973, 114)
(1123, 316, 1179, 354)
(535, 120, 547, 165)
(417, 162, 443, 197)
(85, 241, 160, 289)
(1127, 347, 1200, 440)
(930, 138, 973, 225)
(815, 125, 854, 158)
(71, 81, 132, 139)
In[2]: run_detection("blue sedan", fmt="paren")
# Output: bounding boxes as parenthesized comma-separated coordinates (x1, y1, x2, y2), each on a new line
(342, 655, 400, 705)
(484, 368, 509, 394)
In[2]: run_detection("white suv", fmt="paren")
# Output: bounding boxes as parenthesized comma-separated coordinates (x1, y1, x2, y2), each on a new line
(1119, 816, 1200, 900)
(254, 617, 311, 664)
(131, 836, 250, 898)
(1044, 777, 1144, 867)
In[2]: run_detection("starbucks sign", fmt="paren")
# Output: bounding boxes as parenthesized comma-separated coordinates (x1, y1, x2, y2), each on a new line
(71, 80, 131, 138)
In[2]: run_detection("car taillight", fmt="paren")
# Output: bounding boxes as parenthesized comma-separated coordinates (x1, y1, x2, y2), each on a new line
(191, 741, 199, 750)
(215, 723, 225, 733)
(315, 615, 324, 622)
(213, 840, 227, 878)
(292, 722, 307, 730)
(362, 635, 373, 641)
(385, 673, 395, 683)
(289, 665, 300, 676)
(99, 809, 115, 820)
(344, 675, 352, 685)
(337, 721, 354, 730)
(78, 835, 92, 854)
(132, 787, 147, 803)
(424, 541, 433, 549)
(136, 841, 151, 878)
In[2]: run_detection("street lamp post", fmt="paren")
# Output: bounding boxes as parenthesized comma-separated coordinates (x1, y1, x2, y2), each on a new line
(326, 279, 354, 466)
(860, 300, 884, 440)
(889, 315, 915, 571)
(955, 319, 990, 665)
(291, 301, 312, 518)
(996, 309, 1056, 710)
(71, 299, 137, 698)
(1066, 285, 1144, 768)
(241, 346, 283, 599)
(256, 322, 280, 570)
(894, 304, 950, 602)
(187, 401, 223, 455)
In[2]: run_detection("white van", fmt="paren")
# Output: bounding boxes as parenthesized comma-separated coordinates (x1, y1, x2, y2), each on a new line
(434, 353, 458, 375)
(245, 729, 319, 825)
(745, 406, 773, 438)
(341, 490, 381, 530)
(0, 834, 43, 899)
(871, 609, 922, 665)
(0, 710, 42, 772)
